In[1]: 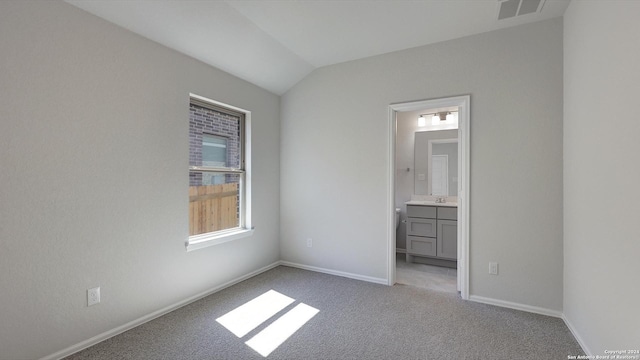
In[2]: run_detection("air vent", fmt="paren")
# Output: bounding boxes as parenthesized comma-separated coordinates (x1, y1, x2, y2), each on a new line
(497, 0, 546, 20)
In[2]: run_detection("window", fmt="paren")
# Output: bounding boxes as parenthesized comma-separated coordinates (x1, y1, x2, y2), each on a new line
(202, 134, 228, 185)
(187, 94, 252, 251)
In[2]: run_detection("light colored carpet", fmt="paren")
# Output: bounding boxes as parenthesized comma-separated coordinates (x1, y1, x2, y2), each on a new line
(64, 266, 584, 359)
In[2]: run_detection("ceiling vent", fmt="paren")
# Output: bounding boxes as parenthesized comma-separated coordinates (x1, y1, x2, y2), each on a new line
(497, 0, 546, 20)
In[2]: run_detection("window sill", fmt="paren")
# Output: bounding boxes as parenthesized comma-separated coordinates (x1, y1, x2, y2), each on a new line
(186, 228, 254, 252)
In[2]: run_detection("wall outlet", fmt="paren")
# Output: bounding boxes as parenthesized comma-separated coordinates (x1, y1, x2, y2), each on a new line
(489, 262, 499, 275)
(306, 238, 312, 248)
(87, 287, 101, 306)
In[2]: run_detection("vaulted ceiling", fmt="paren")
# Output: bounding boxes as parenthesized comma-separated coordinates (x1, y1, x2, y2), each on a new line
(67, 0, 571, 95)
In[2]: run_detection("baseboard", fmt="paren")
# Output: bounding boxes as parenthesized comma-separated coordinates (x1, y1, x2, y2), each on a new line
(469, 295, 562, 318)
(41, 261, 282, 360)
(280, 261, 388, 285)
(395, 248, 407, 254)
(562, 314, 593, 356)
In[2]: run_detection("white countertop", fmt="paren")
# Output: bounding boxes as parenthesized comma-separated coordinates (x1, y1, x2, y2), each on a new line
(405, 200, 458, 207)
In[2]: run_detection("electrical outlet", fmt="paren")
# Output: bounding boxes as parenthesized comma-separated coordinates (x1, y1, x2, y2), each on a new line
(306, 238, 312, 248)
(489, 262, 498, 275)
(87, 287, 101, 306)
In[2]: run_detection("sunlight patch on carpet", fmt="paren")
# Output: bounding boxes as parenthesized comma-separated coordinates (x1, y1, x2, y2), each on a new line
(216, 289, 319, 357)
(245, 303, 319, 357)
(216, 290, 294, 337)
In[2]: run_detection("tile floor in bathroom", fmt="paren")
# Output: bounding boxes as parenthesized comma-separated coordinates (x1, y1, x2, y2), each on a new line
(395, 253, 457, 293)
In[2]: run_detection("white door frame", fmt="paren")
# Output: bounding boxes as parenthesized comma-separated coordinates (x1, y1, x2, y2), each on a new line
(387, 95, 470, 300)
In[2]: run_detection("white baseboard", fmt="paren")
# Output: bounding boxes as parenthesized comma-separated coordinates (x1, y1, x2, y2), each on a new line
(469, 295, 562, 318)
(41, 261, 281, 360)
(280, 261, 388, 285)
(562, 314, 592, 356)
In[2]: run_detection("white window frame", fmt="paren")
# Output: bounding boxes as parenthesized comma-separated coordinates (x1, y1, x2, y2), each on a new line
(186, 94, 253, 252)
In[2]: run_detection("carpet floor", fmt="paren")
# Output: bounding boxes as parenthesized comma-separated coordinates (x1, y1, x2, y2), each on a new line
(64, 266, 584, 360)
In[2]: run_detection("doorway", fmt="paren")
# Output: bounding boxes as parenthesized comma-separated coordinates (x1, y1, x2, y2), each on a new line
(387, 96, 470, 300)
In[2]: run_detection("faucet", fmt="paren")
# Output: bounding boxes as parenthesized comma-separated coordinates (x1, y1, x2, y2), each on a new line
(436, 196, 447, 203)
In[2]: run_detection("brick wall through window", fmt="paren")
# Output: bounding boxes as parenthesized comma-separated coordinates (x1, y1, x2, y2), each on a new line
(189, 104, 241, 186)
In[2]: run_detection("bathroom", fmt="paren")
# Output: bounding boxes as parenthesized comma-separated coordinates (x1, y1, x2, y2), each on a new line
(395, 106, 460, 293)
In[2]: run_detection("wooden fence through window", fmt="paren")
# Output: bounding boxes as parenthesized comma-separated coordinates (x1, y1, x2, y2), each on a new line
(189, 183, 239, 236)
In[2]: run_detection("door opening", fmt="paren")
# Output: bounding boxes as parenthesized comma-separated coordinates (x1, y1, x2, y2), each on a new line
(387, 96, 470, 300)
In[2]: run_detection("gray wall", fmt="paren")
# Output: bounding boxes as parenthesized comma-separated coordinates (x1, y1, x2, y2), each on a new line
(564, 1, 640, 354)
(0, 2, 280, 359)
(281, 18, 564, 311)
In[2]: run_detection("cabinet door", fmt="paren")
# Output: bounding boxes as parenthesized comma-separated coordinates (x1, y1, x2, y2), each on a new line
(437, 220, 457, 260)
(407, 218, 437, 237)
(407, 236, 436, 256)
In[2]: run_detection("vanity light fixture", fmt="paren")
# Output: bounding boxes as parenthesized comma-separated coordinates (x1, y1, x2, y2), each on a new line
(417, 115, 427, 127)
(431, 112, 450, 124)
(419, 111, 459, 127)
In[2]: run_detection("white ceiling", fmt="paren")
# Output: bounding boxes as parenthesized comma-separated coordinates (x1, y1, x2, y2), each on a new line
(66, 0, 571, 95)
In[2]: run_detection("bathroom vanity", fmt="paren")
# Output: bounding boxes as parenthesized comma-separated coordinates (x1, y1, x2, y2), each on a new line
(405, 201, 457, 268)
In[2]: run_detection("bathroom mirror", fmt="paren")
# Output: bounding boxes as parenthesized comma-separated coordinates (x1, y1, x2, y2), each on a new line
(414, 131, 458, 196)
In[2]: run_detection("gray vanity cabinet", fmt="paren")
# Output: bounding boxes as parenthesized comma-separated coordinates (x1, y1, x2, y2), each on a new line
(406, 204, 457, 262)
(437, 220, 457, 259)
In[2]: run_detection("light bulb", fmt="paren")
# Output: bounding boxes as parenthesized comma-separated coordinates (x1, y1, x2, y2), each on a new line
(446, 112, 457, 122)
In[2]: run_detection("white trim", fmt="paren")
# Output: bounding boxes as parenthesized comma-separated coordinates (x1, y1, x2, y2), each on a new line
(469, 295, 562, 318)
(280, 261, 388, 285)
(457, 97, 470, 298)
(388, 95, 470, 299)
(189, 93, 248, 116)
(562, 314, 593, 356)
(387, 106, 397, 286)
(186, 228, 254, 252)
(244, 110, 252, 232)
(40, 261, 281, 360)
